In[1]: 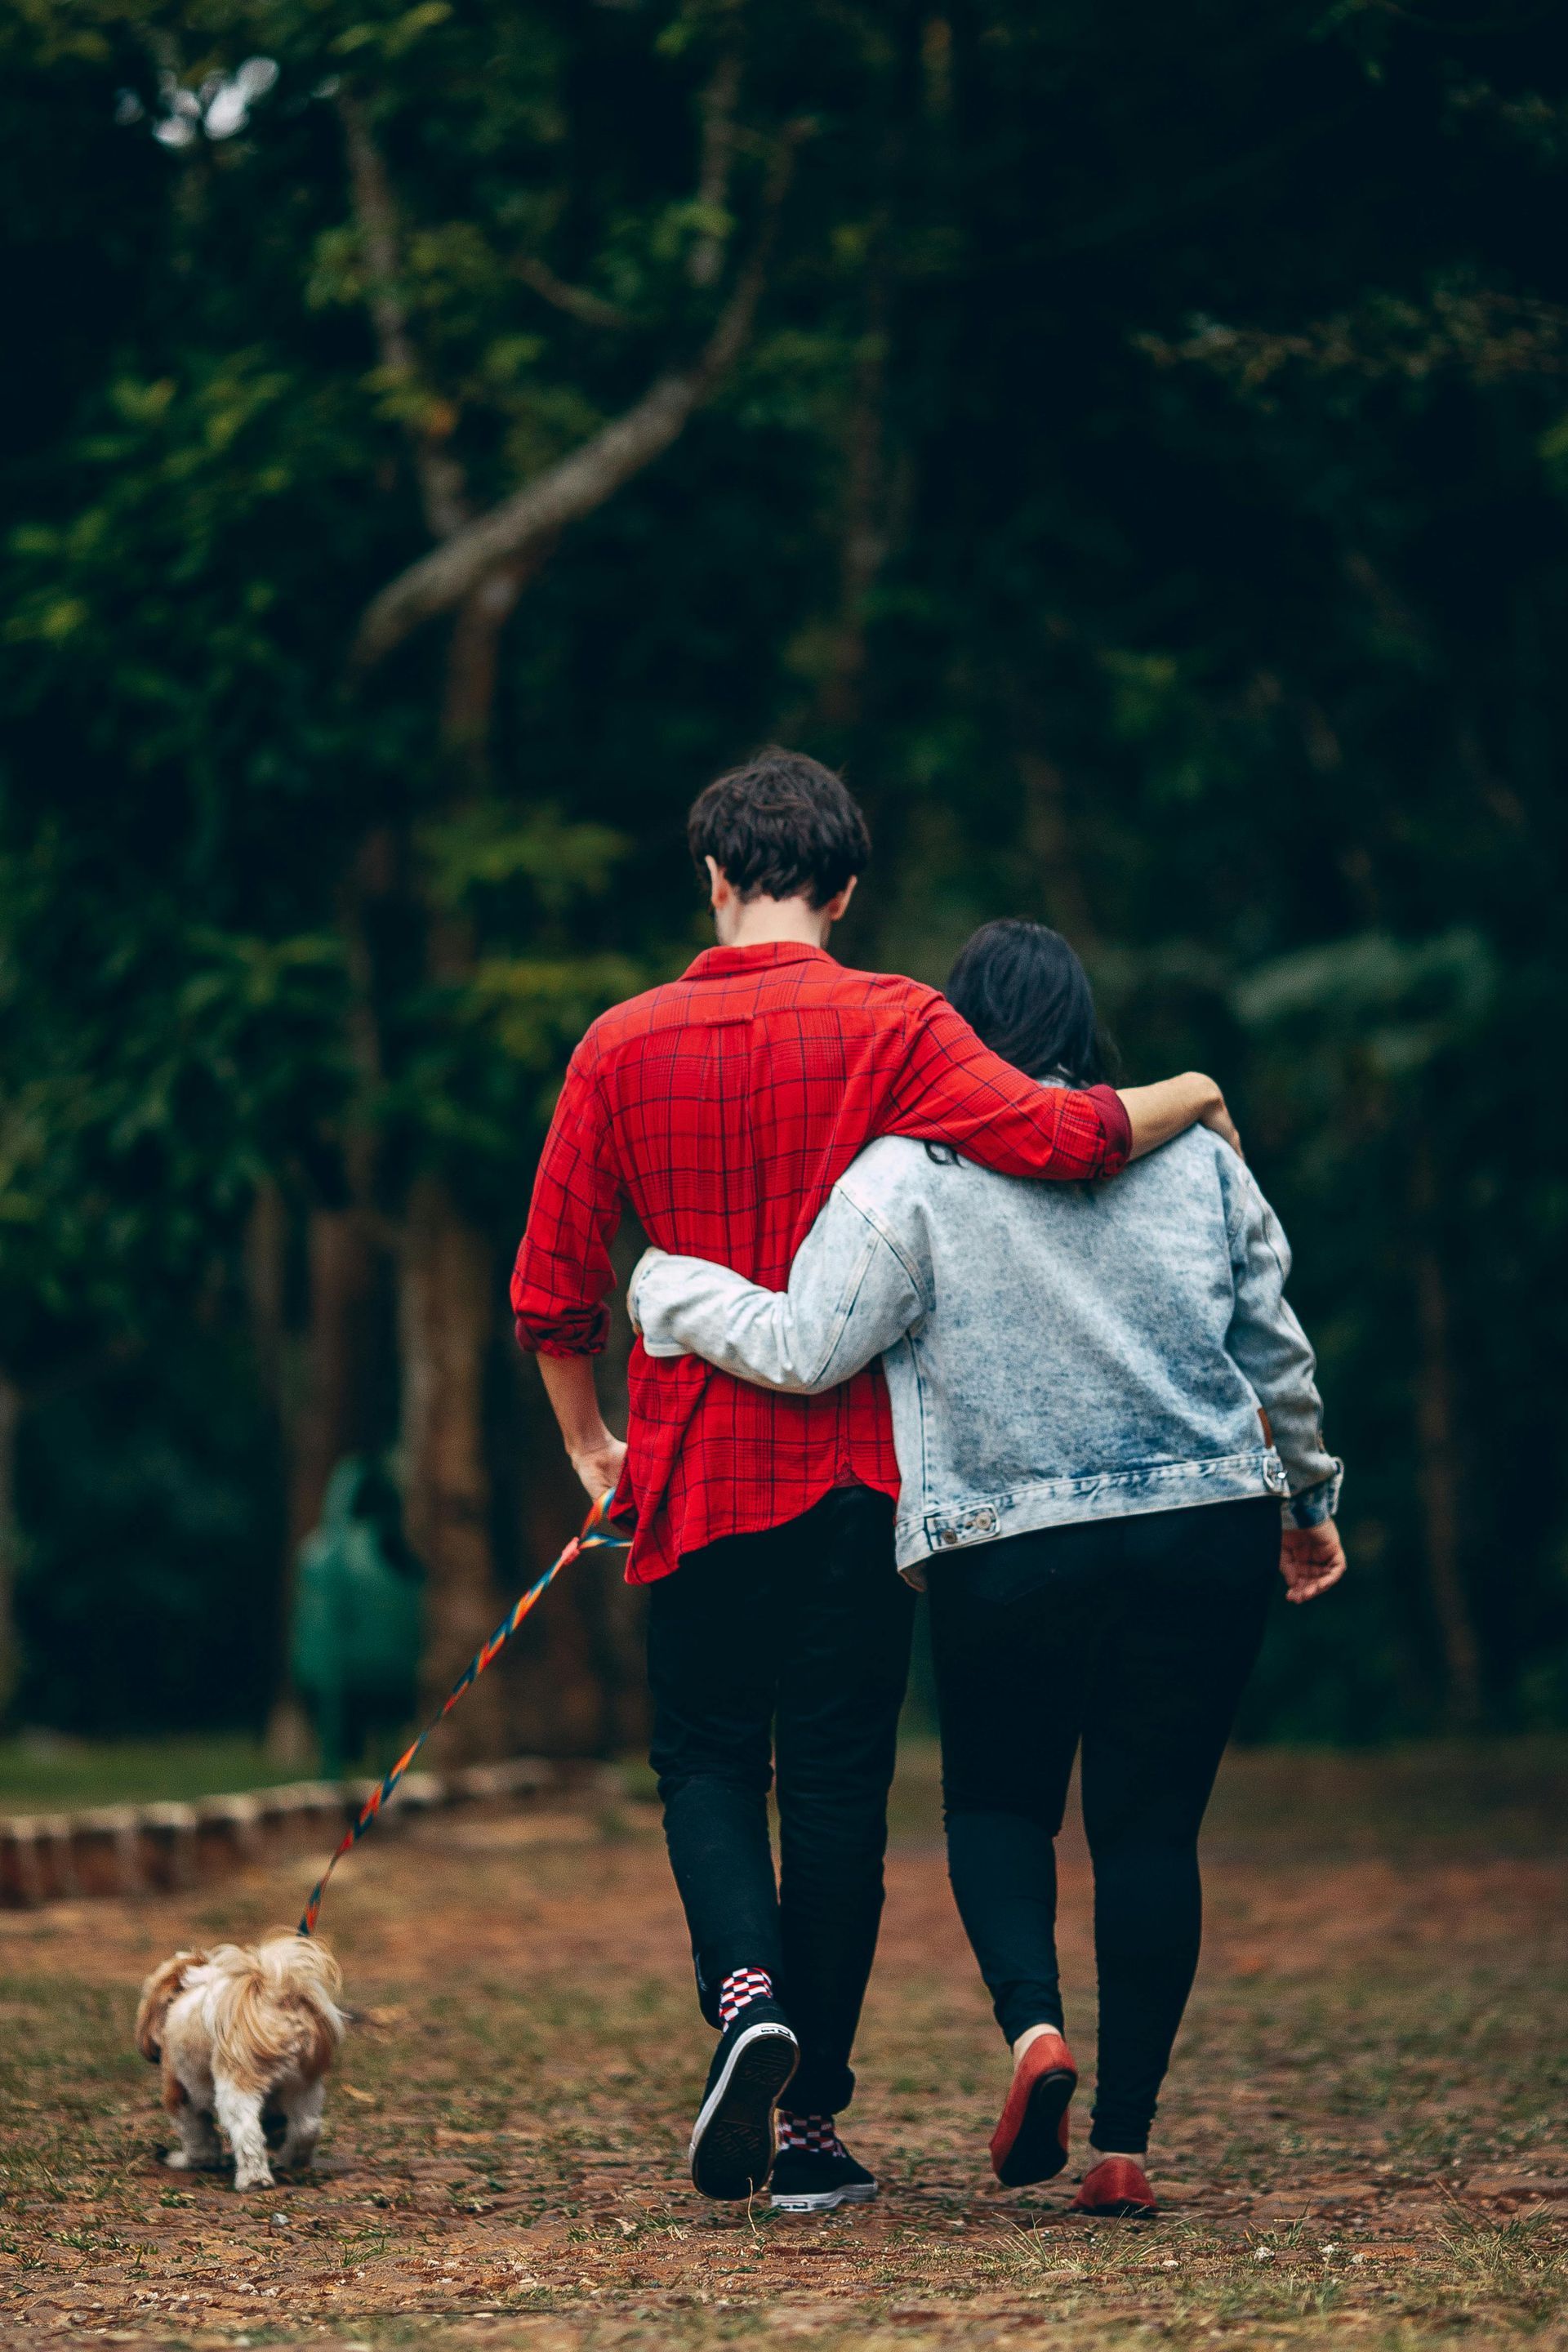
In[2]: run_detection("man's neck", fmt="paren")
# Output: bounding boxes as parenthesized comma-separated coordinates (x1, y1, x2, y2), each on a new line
(714, 896, 835, 951)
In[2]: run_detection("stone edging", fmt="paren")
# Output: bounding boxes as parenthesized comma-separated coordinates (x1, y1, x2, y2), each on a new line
(0, 1757, 612, 1909)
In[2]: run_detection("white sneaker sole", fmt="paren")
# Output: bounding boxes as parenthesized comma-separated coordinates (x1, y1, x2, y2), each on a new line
(688, 2020, 799, 2200)
(770, 2178, 879, 2214)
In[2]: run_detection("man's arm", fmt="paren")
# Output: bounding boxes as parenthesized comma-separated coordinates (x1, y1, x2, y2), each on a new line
(538, 1356, 626, 1502)
(629, 1185, 923, 1394)
(886, 991, 1238, 1178)
(511, 1040, 626, 1499)
(1120, 1072, 1242, 1161)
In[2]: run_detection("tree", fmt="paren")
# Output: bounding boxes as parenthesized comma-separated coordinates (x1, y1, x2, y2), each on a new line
(3, 0, 1567, 1747)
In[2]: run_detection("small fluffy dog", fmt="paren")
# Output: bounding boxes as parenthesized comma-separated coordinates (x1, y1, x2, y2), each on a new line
(136, 1936, 345, 2190)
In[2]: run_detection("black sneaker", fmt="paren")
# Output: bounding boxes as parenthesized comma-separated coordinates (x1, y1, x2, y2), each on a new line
(769, 2141, 879, 2214)
(688, 2003, 800, 2200)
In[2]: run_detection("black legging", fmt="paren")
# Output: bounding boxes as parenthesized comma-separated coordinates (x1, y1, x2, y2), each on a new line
(926, 1496, 1278, 2154)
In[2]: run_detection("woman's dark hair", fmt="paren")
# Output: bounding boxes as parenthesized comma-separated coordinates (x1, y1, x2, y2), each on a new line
(688, 747, 870, 907)
(944, 919, 1116, 1087)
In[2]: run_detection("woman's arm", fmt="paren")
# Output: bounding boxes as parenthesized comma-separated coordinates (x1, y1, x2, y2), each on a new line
(630, 1183, 924, 1394)
(1218, 1156, 1343, 1527)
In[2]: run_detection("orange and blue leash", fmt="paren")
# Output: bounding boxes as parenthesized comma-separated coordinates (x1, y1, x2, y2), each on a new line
(298, 1490, 627, 1936)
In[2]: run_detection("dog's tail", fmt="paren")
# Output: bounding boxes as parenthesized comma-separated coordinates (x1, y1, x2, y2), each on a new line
(211, 1935, 345, 2091)
(134, 1949, 207, 2064)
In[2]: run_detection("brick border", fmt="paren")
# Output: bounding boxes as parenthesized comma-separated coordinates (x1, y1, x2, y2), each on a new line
(0, 1757, 612, 1908)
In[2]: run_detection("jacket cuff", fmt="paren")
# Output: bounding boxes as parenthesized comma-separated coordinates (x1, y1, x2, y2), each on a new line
(1286, 1464, 1343, 1529)
(626, 1245, 667, 1337)
(1085, 1083, 1132, 1176)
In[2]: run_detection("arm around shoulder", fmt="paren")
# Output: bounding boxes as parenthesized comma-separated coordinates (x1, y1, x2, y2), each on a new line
(1118, 1072, 1242, 1162)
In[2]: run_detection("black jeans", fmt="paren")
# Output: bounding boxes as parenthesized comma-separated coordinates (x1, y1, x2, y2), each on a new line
(648, 1486, 915, 2118)
(927, 1496, 1278, 2154)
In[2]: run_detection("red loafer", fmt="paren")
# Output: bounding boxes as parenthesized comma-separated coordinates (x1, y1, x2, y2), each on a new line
(989, 2029, 1078, 2186)
(1071, 2154, 1157, 2218)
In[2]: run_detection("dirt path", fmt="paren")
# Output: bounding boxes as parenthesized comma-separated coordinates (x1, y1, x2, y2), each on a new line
(2, 1746, 1564, 2350)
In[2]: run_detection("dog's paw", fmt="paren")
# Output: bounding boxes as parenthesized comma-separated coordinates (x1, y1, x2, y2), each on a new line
(163, 2150, 192, 2170)
(233, 2166, 275, 2193)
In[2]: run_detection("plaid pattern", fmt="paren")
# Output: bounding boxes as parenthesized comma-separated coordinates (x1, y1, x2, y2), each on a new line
(777, 2110, 849, 2156)
(718, 1967, 774, 2025)
(511, 942, 1131, 1584)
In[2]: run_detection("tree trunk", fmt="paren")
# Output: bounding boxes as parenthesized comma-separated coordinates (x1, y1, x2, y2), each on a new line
(440, 565, 532, 768)
(292, 1206, 383, 1548)
(1018, 751, 1100, 951)
(1411, 1136, 1482, 1730)
(499, 1214, 650, 1757)
(819, 252, 891, 732)
(0, 1376, 21, 1721)
(399, 1175, 509, 1760)
(252, 1181, 389, 1761)
(244, 1183, 306, 1759)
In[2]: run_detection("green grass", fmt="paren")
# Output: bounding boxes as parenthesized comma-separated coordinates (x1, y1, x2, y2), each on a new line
(0, 1732, 310, 1815)
(7, 1724, 1568, 1839)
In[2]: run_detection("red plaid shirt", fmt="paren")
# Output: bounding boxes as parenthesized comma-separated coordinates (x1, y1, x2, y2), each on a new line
(511, 942, 1131, 1583)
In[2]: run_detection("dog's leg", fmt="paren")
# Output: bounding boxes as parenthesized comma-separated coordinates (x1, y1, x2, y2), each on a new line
(213, 2075, 274, 2191)
(165, 2107, 225, 2171)
(163, 2069, 224, 2171)
(275, 2078, 327, 2172)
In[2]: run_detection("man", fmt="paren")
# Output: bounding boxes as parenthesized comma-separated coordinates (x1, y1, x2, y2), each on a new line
(511, 748, 1237, 2215)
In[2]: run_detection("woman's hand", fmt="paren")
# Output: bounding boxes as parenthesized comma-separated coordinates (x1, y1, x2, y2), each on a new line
(1280, 1518, 1347, 1602)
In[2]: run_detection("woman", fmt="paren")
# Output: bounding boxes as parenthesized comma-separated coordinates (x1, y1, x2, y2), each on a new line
(630, 920, 1344, 2219)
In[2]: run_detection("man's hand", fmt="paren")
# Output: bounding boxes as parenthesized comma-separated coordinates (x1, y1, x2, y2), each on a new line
(569, 1433, 627, 1506)
(1280, 1518, 1346, 1603)
(538, 1355, 626, 1504)
(1196, 1088, 1243, 1158)
(1118, 1072, 1242, 1162)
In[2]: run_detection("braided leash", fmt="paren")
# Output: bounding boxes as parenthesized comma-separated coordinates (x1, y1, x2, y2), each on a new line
(298, 1490, 627, 1936)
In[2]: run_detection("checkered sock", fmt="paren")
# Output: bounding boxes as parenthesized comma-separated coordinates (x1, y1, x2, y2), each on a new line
(717, 1967, 773, 2026)
(777, 2110, 848, 2159)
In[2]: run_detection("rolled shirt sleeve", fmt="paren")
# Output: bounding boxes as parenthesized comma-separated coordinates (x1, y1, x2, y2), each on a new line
(510, 1039, 620, 1357)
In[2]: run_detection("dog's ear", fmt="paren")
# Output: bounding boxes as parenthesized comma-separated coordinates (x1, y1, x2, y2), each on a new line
(135, 1951, 205, 2063)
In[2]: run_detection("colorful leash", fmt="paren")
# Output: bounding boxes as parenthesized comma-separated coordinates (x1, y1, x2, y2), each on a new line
(298, 1490, 627, 1936)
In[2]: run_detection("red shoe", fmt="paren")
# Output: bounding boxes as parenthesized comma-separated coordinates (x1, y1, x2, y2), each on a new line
(1071, 2154, 1158, 2218)
(989, 2030, 1078, 2187)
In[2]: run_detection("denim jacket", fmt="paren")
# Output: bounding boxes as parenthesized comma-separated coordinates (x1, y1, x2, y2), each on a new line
(630, 1116, 1342, 1578)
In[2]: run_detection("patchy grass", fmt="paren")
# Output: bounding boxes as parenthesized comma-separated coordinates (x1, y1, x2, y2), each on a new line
(0, 1741, 1562, 2349)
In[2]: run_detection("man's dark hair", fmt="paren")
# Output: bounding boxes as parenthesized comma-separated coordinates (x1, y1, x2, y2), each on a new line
(688, 747, 871, 907)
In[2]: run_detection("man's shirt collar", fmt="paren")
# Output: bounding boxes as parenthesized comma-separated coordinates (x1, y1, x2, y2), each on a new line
(684, 941, 836, 979)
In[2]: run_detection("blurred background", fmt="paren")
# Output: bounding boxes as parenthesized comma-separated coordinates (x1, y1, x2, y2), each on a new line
(2, 0, 1566, 1800)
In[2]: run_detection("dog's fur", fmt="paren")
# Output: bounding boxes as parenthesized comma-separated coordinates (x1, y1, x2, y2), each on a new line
(136, 1936, 345, 2189)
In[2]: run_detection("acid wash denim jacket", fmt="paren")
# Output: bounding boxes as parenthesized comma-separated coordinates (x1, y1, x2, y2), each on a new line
(630, 1114, 1342, 1580)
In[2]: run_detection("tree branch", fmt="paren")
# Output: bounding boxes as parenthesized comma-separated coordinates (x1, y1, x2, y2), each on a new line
(514, 256, 631, 331)
(351, 127, 802, 671)
(337, 90, 470, 542)
(689, 52, 742, 288)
